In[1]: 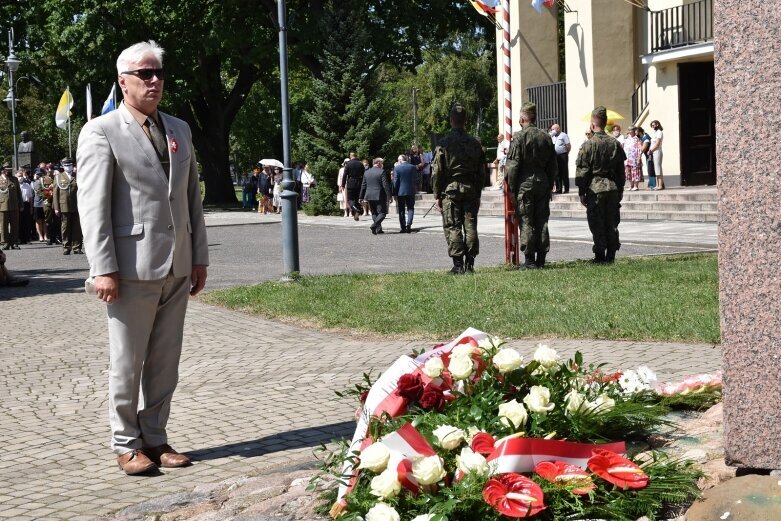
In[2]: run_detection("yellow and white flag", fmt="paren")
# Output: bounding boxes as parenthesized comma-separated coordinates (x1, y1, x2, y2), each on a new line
(55, 88, 74, 129)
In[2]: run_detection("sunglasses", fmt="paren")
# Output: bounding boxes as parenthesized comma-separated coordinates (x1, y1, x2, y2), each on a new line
(121, 68, 165, 80)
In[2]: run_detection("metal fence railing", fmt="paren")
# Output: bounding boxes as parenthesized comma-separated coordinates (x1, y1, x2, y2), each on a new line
(631, 73, 648, 123)
(526, 81, 567, 133)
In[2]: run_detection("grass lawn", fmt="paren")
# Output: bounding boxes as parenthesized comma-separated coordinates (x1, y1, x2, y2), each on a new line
(202, 253, 720, 343)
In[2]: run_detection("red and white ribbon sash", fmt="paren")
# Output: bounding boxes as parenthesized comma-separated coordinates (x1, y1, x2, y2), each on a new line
(487, 437, 626, 474)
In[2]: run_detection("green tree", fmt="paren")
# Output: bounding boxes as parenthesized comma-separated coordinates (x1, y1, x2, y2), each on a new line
(2, 0, 480, 203)
(295, 1, 392, 214)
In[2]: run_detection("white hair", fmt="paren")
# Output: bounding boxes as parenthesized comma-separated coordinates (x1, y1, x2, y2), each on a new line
(397, 155, 408, 163)
(116, 40, 165, 74)
(373, 157, 384, 166)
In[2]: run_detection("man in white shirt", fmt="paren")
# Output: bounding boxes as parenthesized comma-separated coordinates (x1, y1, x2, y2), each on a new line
(491, 134, 509, 190)
(549, 124, 571, 193)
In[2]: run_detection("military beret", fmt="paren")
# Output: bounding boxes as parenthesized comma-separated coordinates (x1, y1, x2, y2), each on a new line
(521, 101, 537, 116)
(592, 106, 608, 120)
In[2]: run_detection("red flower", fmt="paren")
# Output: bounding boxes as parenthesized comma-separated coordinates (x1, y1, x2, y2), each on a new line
(471, 432, 497, 455)
(419, 382, 446, 411)
(483, 473, 546, 518)
(534, 461, 595, 495)
(587, 449, 649, 490)
(359, 390, 369, 403)
(397, 373, 424, 402)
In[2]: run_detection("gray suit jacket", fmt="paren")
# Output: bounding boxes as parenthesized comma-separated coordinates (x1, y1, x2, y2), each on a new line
(359, 167, 392, 202)
(77, 103, 209, 280)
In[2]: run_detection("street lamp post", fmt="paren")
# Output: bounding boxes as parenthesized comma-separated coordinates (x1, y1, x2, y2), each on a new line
(277, 0, 300, 278)
(5, 30, 21, 172)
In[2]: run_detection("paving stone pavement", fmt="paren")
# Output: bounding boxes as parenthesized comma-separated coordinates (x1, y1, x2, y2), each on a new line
(0, 213, 721, 520)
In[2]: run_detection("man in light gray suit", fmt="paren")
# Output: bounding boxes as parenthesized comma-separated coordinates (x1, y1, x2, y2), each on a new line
(77, 41, 209, 475)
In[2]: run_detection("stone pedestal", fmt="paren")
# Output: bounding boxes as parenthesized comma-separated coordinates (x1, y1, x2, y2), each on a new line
(715, 1, 781, 469)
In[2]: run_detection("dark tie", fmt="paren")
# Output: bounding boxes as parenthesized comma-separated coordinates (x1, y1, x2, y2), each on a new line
(145, 117, 170, 178)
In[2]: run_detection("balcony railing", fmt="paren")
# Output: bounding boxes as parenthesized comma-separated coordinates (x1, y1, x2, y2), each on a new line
(631, 73, 648, 123)
(650, 0, 713, 53)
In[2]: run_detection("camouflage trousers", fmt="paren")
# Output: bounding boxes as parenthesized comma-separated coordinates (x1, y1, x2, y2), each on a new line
(441, 195, 480, 258)
(586, 191, 621, 254)
(515, 177, 551, 255)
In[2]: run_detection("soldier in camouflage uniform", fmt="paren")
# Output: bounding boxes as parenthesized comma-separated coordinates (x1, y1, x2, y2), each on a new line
(576, 106, 626, 263)
(432, 103, 487, 274)
(0, 162, 22, 250)
(53, 158, 83, 255)
(505, 102, 558, 269)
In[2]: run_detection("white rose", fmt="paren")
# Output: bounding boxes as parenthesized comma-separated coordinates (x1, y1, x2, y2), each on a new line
(523, 385, 555, 415)
(432, 425, 465, 450)
(588, 393, 615, 414)
(533, 344, 559, 370)
(358, 442, 390, 473)
(498, 399, 528, 429)
(370, 467, 402, 499)
(422, 357, 445, 378)
(411, 455, 447, 485)
(456, 447, 489, 476)
(451, 343, 477, 358)
(478, 335, 498, 349)
(448, 355, 474, 380)
(565, 390, 586, 415)
(365, 502, 401, 521)
(411, 515, 436, 521)
(493, 348, 523, 373)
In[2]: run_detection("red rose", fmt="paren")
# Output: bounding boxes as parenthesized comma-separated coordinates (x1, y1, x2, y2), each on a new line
(471, 432, 497, 455)
(359, 390, 369, 403)
(397, 373, 424, 402)
(419, 382, 446, 410)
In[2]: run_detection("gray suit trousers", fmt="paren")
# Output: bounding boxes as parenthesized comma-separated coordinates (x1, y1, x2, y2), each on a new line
(107, 272, 190, 454)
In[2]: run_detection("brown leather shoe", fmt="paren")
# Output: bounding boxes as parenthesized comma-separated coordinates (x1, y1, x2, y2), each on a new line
(117, 449, 157, 475)
(145, 444, 191, 468)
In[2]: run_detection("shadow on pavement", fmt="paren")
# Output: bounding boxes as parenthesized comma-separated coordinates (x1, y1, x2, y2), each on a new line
(187, 421, 355, 461)
(1, 268, 88, 301)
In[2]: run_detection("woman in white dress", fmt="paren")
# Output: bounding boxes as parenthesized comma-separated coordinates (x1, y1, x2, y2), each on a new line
(300, 163, 316, 203)
(336, 159, 349, 217)
(649, 120, 665, 190)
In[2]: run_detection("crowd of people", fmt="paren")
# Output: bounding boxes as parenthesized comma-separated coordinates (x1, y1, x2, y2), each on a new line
(0, 158, 83, 287)
(240, 161, 319, 213)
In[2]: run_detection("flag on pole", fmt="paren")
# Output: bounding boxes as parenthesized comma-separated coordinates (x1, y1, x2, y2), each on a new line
(532, 0, 556, 13)
(86, 84, 93, 121)
(101, 83, 117, 115)
(55, 88, 74, 129)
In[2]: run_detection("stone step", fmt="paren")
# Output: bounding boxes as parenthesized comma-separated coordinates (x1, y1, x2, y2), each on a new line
(416, 187, 718, 222)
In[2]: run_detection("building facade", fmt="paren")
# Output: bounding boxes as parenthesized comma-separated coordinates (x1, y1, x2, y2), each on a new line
(496, 0, 715, 186)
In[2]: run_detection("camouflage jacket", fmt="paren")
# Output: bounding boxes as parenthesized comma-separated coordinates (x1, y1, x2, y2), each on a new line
(432, 128, 487, 200)
(575, 131, 626, 195)
(505, 124, 558, 195)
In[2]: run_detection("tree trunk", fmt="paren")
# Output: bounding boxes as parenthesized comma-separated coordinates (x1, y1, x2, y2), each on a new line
(193, 125, 236, 205)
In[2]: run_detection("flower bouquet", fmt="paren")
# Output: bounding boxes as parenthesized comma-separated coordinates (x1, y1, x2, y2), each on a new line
(316, 329, 709, 521)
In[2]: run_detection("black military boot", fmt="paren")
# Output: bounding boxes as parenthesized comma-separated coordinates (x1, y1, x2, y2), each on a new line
(465, 256, 475, 273)
(535, 252, 547, 269)
(519, 253, 536, 270)
(605, 250, 616, 264)
(592, 250, 607, 264)
(450, 256, 465, 275)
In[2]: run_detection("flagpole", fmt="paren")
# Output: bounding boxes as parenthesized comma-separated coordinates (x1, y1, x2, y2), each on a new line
(67, 86, 72, 157)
